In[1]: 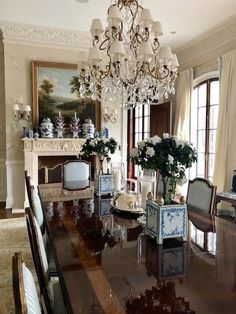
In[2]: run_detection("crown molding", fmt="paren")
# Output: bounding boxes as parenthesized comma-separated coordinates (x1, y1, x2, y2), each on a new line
(0, 21, 91, 48)
(176, 15, 236, 70)
(175, 15, 236, 54)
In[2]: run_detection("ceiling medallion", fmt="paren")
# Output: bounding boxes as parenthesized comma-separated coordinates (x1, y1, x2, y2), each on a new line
(77, 0, 179, 109)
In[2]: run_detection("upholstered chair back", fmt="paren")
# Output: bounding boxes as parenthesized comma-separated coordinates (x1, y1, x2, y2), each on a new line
(187, 178, 216, 214)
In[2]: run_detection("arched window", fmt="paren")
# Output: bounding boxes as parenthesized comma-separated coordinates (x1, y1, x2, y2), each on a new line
(190, 76, 219, 180)
(127, 104, 150, 178)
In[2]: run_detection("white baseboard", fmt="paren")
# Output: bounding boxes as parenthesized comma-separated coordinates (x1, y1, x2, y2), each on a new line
(12, 208, 25, 214)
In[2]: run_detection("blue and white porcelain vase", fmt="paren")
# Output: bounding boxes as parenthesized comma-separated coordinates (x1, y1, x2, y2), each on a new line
(82, 118, 94, 138)
(40, 118, 54, 138)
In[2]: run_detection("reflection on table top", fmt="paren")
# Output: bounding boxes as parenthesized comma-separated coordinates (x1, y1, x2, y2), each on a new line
(42, 195, 236, 314)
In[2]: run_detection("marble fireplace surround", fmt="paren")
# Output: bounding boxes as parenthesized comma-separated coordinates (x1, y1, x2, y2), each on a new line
(22, 138, 95, 205)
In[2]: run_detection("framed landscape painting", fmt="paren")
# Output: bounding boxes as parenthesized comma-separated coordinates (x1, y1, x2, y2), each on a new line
(31, 61, 100, 130)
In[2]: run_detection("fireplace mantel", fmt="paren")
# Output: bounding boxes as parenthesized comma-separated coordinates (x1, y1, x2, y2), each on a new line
(22, 138, 86, 190)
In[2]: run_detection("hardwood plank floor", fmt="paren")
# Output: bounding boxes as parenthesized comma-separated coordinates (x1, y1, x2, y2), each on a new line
(0, 208, 25, 219)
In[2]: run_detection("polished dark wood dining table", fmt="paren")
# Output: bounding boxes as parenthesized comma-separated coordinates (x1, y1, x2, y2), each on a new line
(41, 192, 236, 314)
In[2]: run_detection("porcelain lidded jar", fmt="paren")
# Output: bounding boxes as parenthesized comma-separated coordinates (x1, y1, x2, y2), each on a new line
(40, 118, 54, 138)
(82, 118, 95, 138)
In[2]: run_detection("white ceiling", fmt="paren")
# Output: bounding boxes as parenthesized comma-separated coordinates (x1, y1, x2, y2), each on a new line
(1, 0, 236, 49)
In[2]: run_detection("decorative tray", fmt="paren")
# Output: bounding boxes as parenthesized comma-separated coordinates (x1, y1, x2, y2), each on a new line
(112, 191, 143, 214)
(112, 204, 144, 214)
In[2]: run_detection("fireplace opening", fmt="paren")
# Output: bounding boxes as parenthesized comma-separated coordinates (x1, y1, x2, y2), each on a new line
(38, 156, 96, 184)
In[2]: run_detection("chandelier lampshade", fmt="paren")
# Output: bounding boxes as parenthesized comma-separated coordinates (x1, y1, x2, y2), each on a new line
(77, 0, 179, 109)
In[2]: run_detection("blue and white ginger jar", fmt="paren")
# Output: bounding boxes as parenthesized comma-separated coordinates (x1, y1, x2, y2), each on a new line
(40, 118, 54, 138)
(82, 118, 95, 138)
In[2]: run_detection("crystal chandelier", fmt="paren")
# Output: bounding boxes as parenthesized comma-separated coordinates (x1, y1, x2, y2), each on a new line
(77, 0, 179, 109)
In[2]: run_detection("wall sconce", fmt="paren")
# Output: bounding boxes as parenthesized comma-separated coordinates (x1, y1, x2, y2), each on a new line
(103, 107, 118, 124)
(13, 98, 31, 121)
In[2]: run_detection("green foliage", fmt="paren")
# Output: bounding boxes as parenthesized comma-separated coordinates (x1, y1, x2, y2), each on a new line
(80, 137, 118, 161)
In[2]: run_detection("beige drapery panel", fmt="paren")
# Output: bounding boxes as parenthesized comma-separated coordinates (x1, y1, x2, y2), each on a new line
(173, 69, 193, 196)
(213, 50, 236, 192)
(173, 68, 193, 140)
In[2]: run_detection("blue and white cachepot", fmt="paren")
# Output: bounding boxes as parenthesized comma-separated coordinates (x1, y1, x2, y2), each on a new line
(94, 196, 112, 216)
(145, 200, 187, 244)
(145, 237, 186, 280)
(94, 173, 113, 196)
(82, 118, 95, 138)
(40, 118, 54, 138)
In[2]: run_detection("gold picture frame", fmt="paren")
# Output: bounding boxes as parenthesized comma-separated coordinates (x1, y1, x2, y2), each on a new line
(31, 60, 101, 131)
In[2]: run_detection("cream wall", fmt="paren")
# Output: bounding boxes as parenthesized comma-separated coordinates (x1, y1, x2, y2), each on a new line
(171, 16, 236, 132)
(176, 16, 236, 77)
(0, 28, 123, 208)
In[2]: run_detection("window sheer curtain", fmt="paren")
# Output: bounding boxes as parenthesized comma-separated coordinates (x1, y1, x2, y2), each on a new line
(173, 68, 193, 140)
(213, 50, 236, 192)
(173, 69, 193, 196)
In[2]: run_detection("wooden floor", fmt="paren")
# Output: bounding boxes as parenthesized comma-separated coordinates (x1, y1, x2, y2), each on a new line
(0, 208, 25, 219)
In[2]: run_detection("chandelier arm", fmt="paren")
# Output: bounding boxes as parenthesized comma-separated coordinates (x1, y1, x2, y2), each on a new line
(147, 64, 170, 80)
(92, 36, 100, 47)
(129, 0, 140, 34)
(99, 39, 110, 51)
(123, 62, 144, 86)
(130, 25, 143, 57)
(152, 38, 160, 53)
(143, 28, 150, 42)
(130, 26, 149, 56)
(117, 0, 124, 10)
(99, 60, 113, 80)
(107, 3, 116, 17)
(119, 22, 124, 41)
(134, 29, 149, 44)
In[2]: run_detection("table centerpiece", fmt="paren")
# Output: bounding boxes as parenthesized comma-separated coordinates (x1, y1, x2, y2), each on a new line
(129, 133, 197, 203)
(128, 133, 197, 244)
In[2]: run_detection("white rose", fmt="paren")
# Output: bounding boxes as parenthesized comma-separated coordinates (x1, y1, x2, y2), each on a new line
(168, 154, 174, 164)
(163, 133, 170, 139)
(130, 147, 139, 157)
(151, 135, 162, 145)
(146, 147, 155, 157)
(137, 140, 145, 149)
(89, 140, 95, 147)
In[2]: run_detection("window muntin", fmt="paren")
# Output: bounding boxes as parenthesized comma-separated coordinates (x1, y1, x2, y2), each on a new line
(191, 78, 219, 180)
(130, 104, 150, 178)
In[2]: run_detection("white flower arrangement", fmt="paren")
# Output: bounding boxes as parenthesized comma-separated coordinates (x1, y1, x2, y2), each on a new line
(129, 133, 197, 200)
(80, 136, 118, 161)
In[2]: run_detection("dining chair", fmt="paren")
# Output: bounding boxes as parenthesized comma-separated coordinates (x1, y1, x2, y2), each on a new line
(31, 185, 45, 234)
(24, 171, 33, 209)
(186, 177, 217, 214)
(30, 185, 57, 276)
(62, 160, 91, 190)
(25, 207, 67, 314)
(12, 252, 42, 314)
